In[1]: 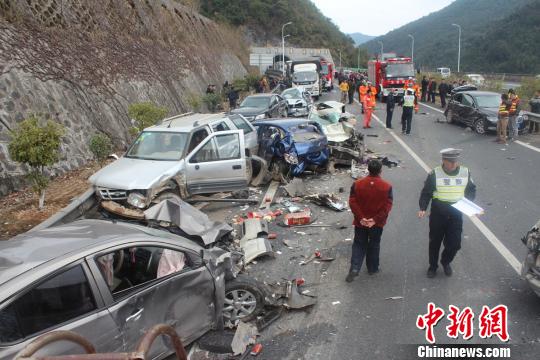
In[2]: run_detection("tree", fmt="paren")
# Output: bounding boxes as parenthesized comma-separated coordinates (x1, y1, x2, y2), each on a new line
(8, 116, 65, 209)
(128, 102, 168, 134)
(202, 93, 221, 113)
(89, 133, 113, 166)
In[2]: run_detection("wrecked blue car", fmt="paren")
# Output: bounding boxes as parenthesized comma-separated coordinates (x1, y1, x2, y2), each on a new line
(254, 119, 329, 180)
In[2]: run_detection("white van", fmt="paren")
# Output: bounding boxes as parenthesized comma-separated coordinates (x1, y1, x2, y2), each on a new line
(437, 67, 451, 78)
(292, 63, 320, 98)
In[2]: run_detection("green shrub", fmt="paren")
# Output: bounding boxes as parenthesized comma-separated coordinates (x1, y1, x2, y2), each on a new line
(202, 93, 221, 112)
(8, 115, 65, 209)
(187, 92, 202, 111)
(516, 78, 540, 102)
(89, 133, 112, 166)
(128, 102, 168, 134)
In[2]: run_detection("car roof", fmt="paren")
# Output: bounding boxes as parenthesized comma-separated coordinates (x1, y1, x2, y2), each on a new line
(254, 118, 316, 129)
(147, 113, 233, 133)
(0, 219, 200, 288)
(461, 91, 499, 96)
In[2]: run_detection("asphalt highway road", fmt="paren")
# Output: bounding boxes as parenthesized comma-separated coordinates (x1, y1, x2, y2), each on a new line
(206, 89, 540, 359)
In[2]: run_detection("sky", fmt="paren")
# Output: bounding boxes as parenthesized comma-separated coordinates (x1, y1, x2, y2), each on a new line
(311, 0, 456, 36)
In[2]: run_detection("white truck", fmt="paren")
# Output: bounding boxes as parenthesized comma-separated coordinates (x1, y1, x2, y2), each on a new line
(291, 62, 321, 99)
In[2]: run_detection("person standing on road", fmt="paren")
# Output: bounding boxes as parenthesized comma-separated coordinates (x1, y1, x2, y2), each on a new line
(340, 80, 349, 103)
(346, 159, 393, 282)
(438, 80, 449, 108)
(227, 88, 239, 110)
(529, 90, 540, 133)
(363, 89, 376, 128)
(347, 78, 356, 104)
(421, 76, 429, 102)
(418, 148, 476, 278)
(508, 89, 521, 141)
(386, 90, 396, 128)
(359, 82, 368, 114)
(400, 88, 415, 134)
(497, 93, 511, 144)
(429, 78, 437, 103)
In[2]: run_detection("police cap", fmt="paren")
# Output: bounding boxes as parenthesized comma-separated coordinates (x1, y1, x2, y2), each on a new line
(440, 148, 461, 161)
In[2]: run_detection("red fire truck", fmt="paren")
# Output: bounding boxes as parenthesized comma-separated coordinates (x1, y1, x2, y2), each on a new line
(320, 59, 334, 91)
(368, 56, 415, 101)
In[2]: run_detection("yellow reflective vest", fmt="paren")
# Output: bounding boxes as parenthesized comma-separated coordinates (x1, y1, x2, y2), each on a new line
(433, 166, 469, 203)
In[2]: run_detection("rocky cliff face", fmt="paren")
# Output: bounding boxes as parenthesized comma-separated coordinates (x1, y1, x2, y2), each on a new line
(0, 0, 247, 195)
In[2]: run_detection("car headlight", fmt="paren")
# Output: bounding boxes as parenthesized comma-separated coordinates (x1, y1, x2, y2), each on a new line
(284, 152, 299, 165)
(127, 192, 147, 208)
(255, 113, 266, 120)
(487, 117, 498, 123)
(527, 236, 539, 251)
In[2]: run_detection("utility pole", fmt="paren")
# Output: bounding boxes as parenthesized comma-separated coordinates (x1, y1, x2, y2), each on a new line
(408, 34, 415, 63)
(377, 41, 384, 60)
(339, 50, 342, 70)
(452, 23, 461, 73)
(281, 22, 292, 77)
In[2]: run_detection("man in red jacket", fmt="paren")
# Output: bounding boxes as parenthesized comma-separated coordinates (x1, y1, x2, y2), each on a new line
(346, 159, 393, 282)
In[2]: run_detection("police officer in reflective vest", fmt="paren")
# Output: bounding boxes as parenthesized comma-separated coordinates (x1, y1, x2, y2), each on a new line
(418, 148, 476, 278)
(400, 88, 416, 135)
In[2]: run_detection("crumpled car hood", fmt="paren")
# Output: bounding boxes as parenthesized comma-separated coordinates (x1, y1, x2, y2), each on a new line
(89, 157, 185, 190)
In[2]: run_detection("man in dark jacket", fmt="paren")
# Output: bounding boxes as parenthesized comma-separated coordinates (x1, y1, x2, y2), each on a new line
(421, 76, 429, 102)
(347, 79, 356, 104)
(429, 78, 437, 103)
(418, 148, 476, 278)
(347, 159, 394, 282)
(227, 89, 239, 110)
(386, 89, 396, 128)
(438, 80, 449, 108)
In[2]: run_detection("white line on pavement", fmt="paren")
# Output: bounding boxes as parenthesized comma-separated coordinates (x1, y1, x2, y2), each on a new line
(356, 98, 522, 274)
(515, 140, 540, 153)
(419, 102, 540, 154)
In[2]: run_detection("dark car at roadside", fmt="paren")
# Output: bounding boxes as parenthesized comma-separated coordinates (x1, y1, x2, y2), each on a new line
(444, 90, 525, 134)
(230, 94, 288, 122)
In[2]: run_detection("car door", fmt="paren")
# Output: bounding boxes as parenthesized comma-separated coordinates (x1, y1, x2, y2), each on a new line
(228, 115, 258, 155)
(277, 95, 287, 116)
(89, 244, 216, 359)
(460, 94, 476, 126)
(185, 130, 247, 194)
(0, 263, 123, 360)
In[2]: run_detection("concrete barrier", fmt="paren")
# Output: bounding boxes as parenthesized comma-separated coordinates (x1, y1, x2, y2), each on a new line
(29, 188, 97, 232)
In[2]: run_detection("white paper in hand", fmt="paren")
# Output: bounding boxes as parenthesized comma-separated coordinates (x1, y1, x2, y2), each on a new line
(451, 198, 484, 216)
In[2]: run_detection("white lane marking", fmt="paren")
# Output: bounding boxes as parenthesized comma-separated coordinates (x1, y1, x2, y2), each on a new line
(515, 140, 540, 153)
(420, 102, 540, 154)
(419, 102, 444, 114)
(354, 98, 522, 274)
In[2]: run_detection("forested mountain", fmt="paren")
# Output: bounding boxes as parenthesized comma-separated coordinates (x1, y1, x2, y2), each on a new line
(362, 0, 539, 74)
(349, 32, 375, 46)
(199, 0, 368, 67)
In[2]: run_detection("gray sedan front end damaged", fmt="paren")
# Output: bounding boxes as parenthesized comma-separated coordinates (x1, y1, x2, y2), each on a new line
(522, 218, 540, 297)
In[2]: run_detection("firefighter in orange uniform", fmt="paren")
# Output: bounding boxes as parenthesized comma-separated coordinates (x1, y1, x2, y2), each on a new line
(413, 83, 421, 113)
(364, 88, 376, 128)
(369, 82, 377, 102)
(359, 82, 368, 113)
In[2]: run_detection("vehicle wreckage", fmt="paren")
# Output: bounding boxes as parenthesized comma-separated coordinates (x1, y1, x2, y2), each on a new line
(522, 218, 540, 297)
(308, 101, 365, 167)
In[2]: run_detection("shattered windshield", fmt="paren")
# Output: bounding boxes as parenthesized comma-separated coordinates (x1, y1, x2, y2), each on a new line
(293, 71, 317, 83)
(474, 95, 500, 108)
(386, 63, 415, 78)
(241, 96, 270, 108)
(309, 111, 340, 126)
(282, 89, 302, 100)
(126, 131, 188, 161)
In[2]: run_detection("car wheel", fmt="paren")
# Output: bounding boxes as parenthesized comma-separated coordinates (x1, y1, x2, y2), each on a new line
(223, 275, 265, 322)
(446, 109, 454, 124)
(473, 119, 486, 134)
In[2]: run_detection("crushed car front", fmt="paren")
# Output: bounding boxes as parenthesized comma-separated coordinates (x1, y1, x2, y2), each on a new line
(522, 218, 540, 297)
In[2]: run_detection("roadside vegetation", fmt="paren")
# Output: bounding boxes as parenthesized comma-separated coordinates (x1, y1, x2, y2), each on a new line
(8, 116, 65, 209)
(89, 133, 113, 166)
(127, 102, 168, 136)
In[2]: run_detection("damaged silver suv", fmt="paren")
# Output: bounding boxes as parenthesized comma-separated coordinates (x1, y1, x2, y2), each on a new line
(522, 218, 540, 297)
(89, 113, 258, 215)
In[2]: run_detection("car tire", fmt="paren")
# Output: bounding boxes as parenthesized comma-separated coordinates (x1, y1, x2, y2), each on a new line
(223, 275, 265, 322)
(446, 109, 454, 124)
(473, 119, 486, 134)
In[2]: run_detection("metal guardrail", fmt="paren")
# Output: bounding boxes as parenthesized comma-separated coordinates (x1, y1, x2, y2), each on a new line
(15, 324, 188, 360)
(522, 111, 540, 124)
